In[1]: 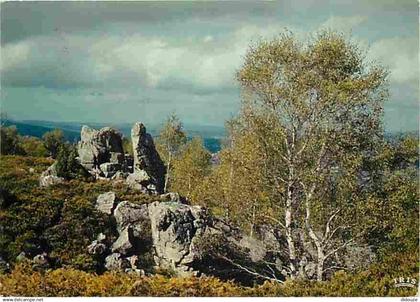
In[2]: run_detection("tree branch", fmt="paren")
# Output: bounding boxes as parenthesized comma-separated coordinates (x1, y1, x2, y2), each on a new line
(324, 238, 354, 260)
(323, 209, 341, 241)
(262, 214, 286, 230)
(217, 254, 284, 283)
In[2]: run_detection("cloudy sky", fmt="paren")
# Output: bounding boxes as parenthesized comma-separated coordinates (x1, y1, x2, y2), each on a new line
(1, 0, 418, 132)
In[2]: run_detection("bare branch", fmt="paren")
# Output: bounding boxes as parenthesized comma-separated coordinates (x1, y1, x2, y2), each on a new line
(324, 239, 354, 260)
(323, 209, 341, 241)
(262, 214, 286, 230)
(217, 254, 283, 283)
(324, 225, 352, 247)
(323, 265, 347, 274)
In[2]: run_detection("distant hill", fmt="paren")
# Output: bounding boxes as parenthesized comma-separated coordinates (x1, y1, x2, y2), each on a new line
(3, 120, 80, 143)
(3, 119, 418, 153)
(3, 119, 224, 153)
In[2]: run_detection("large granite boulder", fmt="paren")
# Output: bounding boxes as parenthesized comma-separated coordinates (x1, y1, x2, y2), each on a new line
(77, 126, 124, 172)
(112, 201, 152, 258)
(105, 253, 130, 271)
(95, 192, 118, 215)
(111, 227, 135, 254)
(148, 201, 209, 276)
(129, 122, 165, 193)
(114, 201, 150, 231)
(94, 192, 284, 283)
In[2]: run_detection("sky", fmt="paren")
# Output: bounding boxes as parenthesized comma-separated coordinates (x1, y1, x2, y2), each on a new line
(1, 0, 418, 132)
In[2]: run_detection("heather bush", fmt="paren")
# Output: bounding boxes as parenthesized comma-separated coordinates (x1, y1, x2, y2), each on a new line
(1, 253, 417, 297)
(0, 156, 158, 270)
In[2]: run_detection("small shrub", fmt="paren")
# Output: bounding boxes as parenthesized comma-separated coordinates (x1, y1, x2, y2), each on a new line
(55, 144, 91, 180)
(42, 129, 64, 158)
(0, 126, 25, 155)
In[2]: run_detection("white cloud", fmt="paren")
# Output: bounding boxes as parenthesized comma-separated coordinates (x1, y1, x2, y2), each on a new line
(3, 16, 372, 93)
(203, 35, 213, 43)
(0, 42, 30, 72)
(2, 16, 417, 100)
(319, 15, 368, 32)
(1, 31, 245, 91)
(368, 37, 418, 83)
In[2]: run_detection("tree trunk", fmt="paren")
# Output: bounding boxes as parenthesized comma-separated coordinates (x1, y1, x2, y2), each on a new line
(285, 182, 297, 278)
(316, 252, 325, 281)
(164, 154, 172, 193)
(304, 185, 325, 281)
(250, 202, 256, 237)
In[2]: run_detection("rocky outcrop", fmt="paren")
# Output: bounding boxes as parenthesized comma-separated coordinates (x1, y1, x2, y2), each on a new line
(39, 163, 65, 187)
(105, 253, 130, 271)
(148, 201, 208, 276)
(91, 192, 285, 284)
(114, 201, 150, 231)
(129, 122, 165, 194)
(77, 126, 125, 176)
(112, 227, 134, 254)
(39, 123, 164, 194)
(95, 192, 118, 215)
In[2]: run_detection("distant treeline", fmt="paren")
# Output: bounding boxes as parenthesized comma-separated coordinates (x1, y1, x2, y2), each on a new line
(2, 119, 222, 153)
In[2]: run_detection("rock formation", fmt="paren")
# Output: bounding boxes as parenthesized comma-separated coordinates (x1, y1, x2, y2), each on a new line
(33, 123, 377, 284)
(88, 191, 286, 284)
(39, 123, 165, 194)
(77, 126, 126, 177)
(105, 253, 130, 271)
(95, 192, 118, 215)
(128, 122, 166, 194)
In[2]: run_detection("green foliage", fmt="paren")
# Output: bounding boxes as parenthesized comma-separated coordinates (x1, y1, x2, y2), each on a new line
(0, 126, 25, 155)
(0, 155, 154, 270)
(171, 137, 211, 200)
(358, 135, 419, 255)
(42, 129, 65, 158)
(250, 251, 418, 297)
(1, 252, 417, 297)
(193, 131, 271, 233)
(20, 136, 48, 157)
(122, 137, 133, 156)
(157, 114, 187, 159)
(222, 30, 390, 279)
(0, 155, 53, 195)
(156, 114, 187, 192)
(55, 143, 90, 180)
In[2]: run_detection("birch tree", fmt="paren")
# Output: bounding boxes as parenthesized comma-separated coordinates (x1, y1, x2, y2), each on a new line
(156, 114, 187, 193)
(236, 31, 388, 280)
(194, 129, 271, 235)
(171, 137, 211, 200)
